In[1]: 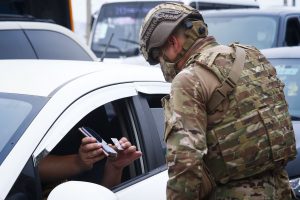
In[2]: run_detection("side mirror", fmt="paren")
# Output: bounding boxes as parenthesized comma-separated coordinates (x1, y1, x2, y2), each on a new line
(48, 181, 118, 200)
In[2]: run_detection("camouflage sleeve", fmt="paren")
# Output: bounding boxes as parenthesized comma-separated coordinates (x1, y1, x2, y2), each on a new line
(164, 67, 210, 199)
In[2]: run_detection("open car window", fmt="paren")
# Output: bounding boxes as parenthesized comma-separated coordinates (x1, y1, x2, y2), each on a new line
(28, 82, 169, 198)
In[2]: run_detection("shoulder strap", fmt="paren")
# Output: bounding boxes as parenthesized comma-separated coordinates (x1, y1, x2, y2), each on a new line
(207, 46, 246, 113)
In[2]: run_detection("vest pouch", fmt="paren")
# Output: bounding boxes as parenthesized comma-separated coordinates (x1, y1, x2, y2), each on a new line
(257, 105, 297, 163)
(208, 105, 296, 183)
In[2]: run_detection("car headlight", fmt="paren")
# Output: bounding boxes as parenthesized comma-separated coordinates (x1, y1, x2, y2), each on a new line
(290, 178, 300, 196)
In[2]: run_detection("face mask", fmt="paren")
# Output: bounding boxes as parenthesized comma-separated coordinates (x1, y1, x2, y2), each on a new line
(159, 57, 178, 82)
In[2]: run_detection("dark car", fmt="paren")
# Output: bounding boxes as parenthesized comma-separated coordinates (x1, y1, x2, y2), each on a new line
(203, 8, 300, 49)
(261, 46, 300, 198)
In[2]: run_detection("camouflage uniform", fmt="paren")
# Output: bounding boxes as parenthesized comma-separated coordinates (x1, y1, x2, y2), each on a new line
(162, 36, 296, 199)
(138, 2, 296, 199)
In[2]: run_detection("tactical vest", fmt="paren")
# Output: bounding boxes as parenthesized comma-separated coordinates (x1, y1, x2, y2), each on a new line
(188, 44, 297, 184)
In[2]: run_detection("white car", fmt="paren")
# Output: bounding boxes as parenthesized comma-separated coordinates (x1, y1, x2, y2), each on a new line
(0, 21, 97, 61)
(0, 60, 170, 200)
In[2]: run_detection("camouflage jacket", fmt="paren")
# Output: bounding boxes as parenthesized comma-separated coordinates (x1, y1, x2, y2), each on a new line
(162, 37, 296, 200)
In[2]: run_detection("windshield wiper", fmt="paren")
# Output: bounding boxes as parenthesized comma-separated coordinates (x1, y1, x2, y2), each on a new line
(100, 33, 114, 62)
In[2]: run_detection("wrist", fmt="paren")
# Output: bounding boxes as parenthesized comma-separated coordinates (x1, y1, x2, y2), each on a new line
(75, 154, 93, 172)
(105, 159, 124, 171)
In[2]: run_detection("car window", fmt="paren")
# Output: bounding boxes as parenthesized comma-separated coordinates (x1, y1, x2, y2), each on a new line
(91, 2, 164, 58)
(38, 98, 143, 199)
(0, 30, 36, 59)
(25, 30, 93, 61)
(285, 17, 300, 46)
(31, 82, 168, 198)
(6, 156, 42, 200)
(204, 15, 278, 49)
(268, 58, 300, 119)
(142, 94, 166, 155)
(0, 93, 46, 164)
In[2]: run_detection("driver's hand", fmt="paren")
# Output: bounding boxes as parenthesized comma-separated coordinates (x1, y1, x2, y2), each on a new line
(78, 137, 106, 170)
(106, 137, 142, 170)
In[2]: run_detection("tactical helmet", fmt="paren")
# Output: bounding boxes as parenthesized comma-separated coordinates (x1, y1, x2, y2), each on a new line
(139, 2, 205, 65)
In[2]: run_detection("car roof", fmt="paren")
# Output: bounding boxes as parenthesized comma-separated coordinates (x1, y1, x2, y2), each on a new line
(0, 21, 98, 61)
(261, 46, 300, 59)
(0, 60, 165, 97)
(202, 7, 300, 17)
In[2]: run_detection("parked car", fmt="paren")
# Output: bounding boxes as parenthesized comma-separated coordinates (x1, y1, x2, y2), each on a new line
(0, 21, 97, 61)
(261, 46, 300, 197)
(203, 7, 300, 49)
(0, 59, 170, 200)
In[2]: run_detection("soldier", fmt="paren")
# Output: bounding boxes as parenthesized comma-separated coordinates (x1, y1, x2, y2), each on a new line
(139, 2, 297, 199)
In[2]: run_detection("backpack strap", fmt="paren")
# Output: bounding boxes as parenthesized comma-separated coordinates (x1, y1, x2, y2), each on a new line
(207, 45, 246, 113)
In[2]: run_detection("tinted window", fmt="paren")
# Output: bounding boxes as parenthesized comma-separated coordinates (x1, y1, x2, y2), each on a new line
(25, 30, 92, 61)
(0, 30, 36, 59)
(142, 94, 166, 153)
(285, 17, 300, 46)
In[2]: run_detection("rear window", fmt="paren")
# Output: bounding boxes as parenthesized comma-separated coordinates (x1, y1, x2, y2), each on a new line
(25, 30, 93, 61)
(0, 30, 36, 59)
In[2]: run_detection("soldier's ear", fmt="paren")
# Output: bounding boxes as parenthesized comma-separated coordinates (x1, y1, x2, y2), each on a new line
(169, 35, 182, 49)
(166, 35, 176, 46)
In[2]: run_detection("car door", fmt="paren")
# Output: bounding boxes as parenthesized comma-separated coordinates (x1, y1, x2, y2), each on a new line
(32, 81, 170, 199)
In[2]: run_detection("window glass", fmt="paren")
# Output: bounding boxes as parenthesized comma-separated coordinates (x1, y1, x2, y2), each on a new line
(25, 30, 93, 61)
(0, 93, 46, 164)
(285, 17, 300, 46)
(268, 58, 300, 118)
(204, 15, 278, 49)
(7, 157, 41, 200)
(150, 108, 165, 149)
(91, 2, 164, 58)
(142, 94, 166, 153)
(45, 99, 142, 189)
(0, 30, 36, 59)
(0, 98, 32, 153)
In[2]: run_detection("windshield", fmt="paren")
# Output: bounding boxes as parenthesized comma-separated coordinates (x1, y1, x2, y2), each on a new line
(91, 2, 164, 58)
(204, 15, 278, 49)
(268, 58, 300, 119)
(0, 93, 46, 164)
